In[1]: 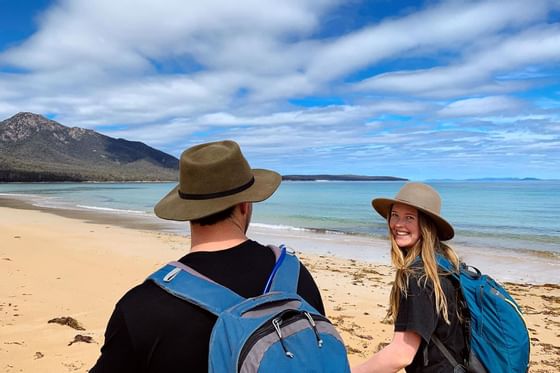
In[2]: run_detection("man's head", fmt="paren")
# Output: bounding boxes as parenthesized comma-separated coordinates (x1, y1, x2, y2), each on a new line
(154, 140, 281, 223)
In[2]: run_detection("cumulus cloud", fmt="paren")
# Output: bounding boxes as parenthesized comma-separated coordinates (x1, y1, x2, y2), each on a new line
(1, 0, 332, 72)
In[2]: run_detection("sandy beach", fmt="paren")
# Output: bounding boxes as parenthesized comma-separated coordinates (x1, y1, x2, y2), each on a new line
(1, 201, 559, 372)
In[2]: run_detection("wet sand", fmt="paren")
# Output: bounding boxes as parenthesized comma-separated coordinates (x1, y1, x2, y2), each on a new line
(1, 201, 559, 372)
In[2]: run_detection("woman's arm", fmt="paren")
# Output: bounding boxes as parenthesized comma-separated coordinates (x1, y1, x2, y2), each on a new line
(352, 331, 421, 373)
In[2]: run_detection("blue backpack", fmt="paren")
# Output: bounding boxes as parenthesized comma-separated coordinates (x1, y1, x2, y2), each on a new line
(433, 255, 530, 373)
(148, 245, 351, 373)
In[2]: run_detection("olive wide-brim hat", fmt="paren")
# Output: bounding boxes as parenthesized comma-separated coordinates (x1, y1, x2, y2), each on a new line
(155, 140, 281, 221)
(371, 182, 455, 240)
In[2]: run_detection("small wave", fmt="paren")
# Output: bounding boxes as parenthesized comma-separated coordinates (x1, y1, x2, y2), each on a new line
(76, 205, 146, 214)
(251, 223, 349, 236)
(511, 247, 560, 260)
(251, 223, 310, 231)
(0, 192, 41, 198)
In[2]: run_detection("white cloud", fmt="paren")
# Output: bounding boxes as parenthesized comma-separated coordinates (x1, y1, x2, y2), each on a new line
(1, 0, 333, 72)
(477, 114, 558, 124)
(354, 24, 560, 96)
(97, 98, 430, 147)
(308, 0, 556, 81)
(438, 96, 524, 117)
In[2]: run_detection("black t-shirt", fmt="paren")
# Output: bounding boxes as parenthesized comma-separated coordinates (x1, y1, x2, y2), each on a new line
(394, 267, 466, 373)
(90, 240, 324, 373)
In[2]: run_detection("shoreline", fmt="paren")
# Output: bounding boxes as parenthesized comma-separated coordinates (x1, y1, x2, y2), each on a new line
(1, 194, 557, 284)
(0, 202, 559, 372)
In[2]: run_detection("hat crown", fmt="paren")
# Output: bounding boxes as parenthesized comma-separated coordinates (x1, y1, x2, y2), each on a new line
(394, 182, 442, 216)
(180, 140, 252, 195)
(154, 140, 280, 221)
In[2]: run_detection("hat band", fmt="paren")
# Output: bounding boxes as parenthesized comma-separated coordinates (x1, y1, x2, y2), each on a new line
(177, 177, 255, 200)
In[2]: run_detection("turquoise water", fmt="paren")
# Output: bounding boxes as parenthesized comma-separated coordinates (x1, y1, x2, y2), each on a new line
(1, 180, 559, 254)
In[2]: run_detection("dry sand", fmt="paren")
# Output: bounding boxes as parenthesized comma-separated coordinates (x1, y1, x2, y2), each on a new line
(1, 204, 559, 372)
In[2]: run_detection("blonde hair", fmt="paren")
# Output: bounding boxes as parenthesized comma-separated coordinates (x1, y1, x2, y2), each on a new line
(386, 209, 460, 324)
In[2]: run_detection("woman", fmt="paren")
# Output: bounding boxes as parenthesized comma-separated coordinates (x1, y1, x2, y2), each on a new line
(353, 182, 466, 373)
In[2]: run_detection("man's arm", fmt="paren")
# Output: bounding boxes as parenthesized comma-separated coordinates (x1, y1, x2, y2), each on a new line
(297, 263, 325, 315)
(90, 305, 138, 373)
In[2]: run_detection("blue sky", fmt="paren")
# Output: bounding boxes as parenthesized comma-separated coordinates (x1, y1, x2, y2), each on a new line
(0, 0, 559, 180)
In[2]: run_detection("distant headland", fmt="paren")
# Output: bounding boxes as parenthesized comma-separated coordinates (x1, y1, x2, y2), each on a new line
(426, 177, 545, 182)
(282, 175, 407, 181)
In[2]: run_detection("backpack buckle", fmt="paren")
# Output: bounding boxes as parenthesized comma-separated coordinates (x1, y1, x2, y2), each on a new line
(163, 267, 182, 282)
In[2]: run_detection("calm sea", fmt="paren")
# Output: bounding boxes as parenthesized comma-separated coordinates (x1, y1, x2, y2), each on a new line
(1, 180, 559, 255)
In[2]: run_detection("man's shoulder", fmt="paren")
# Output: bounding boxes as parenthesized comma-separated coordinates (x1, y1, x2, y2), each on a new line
(116, 278, 161, 308)
(115, 276, 206, 327)
(118, 270, 194, 312)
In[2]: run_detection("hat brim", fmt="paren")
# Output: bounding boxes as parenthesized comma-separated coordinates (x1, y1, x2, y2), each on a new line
(154, 169, 281, 221)
(372, 198, 454, 241)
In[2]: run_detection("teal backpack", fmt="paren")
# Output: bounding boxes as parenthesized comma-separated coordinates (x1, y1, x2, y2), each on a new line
(432, 255, 530, 373)
(148, 245, 351, 372)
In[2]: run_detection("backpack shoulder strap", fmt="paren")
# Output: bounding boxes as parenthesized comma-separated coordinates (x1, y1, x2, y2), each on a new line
(435, 254, 461, 281)
(435, 253, 454, 272)
(431, 335, 466, 372)
(265, 244, 300, 294)
(147, 261, 245, 316)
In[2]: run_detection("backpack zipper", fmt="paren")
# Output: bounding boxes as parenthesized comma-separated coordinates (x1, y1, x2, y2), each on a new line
(272, 317, 295, 358)
(237, 310, 330, 370)
(303, 311, 324, 347)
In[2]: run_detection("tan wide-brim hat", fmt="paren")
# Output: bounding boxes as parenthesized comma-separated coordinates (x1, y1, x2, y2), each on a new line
(371, 182, 454, 240)
(155, 140, 281, 221)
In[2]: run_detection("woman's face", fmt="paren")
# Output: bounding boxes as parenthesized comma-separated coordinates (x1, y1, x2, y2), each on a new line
(389, 203, 420, 249)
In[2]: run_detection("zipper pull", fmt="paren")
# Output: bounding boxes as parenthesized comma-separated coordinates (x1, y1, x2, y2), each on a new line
(303, 311, 323, 347)
(272, 318, 295, 358)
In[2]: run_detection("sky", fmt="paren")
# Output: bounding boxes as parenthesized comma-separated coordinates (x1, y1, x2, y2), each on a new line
(0, 0, 559, 180)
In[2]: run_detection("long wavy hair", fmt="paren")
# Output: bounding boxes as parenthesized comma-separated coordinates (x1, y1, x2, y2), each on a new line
(386, 207, 461, 324)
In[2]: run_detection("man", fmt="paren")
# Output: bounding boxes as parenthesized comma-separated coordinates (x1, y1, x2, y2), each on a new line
(90, 140, 324, 372)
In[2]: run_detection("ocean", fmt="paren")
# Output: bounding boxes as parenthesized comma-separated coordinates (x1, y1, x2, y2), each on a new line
(1, 180, 558, 256)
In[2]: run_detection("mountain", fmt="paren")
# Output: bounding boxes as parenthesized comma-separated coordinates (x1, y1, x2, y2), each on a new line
(282, 175, 407, 181)
(0, 112, 179, 182)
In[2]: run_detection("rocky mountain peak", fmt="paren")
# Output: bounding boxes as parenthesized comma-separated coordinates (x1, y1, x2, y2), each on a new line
(0, 112, 68, 142)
